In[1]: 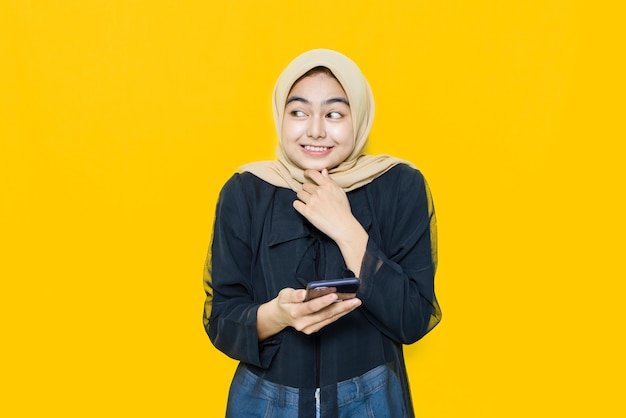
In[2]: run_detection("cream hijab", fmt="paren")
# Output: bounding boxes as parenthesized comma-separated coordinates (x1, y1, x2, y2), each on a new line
(239, 49, 410, 192)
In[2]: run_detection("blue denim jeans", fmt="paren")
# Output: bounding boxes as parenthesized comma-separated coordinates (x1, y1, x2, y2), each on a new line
(226, 364, 406, 417)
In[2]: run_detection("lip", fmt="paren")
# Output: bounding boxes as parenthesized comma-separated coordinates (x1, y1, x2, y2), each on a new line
(301, 144, 334, 156)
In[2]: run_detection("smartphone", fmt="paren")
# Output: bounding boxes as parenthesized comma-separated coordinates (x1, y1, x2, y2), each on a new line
(304, 277, 360, 302)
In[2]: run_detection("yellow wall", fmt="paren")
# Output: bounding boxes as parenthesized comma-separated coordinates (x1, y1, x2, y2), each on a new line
(2, 1, 624, 416)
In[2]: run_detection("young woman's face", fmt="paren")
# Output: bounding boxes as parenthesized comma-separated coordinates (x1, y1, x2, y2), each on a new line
(281, 72, 354, 171)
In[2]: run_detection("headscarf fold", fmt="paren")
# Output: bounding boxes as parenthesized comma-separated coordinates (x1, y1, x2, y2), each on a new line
(239, 49, 411, 192)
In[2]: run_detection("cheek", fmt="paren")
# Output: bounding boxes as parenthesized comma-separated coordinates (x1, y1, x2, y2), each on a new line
(330, 124, 354, 146)
(281, 120, 302, 141)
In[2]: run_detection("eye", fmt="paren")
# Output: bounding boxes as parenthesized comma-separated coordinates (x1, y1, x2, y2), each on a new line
(327, 111, 342, 119)
(290, 110, 306, 117)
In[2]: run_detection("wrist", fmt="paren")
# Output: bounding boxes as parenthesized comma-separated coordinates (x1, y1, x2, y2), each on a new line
(335, 221, 368, 276)
(335, 220, 368, 249)
(257, 298, 285, 341)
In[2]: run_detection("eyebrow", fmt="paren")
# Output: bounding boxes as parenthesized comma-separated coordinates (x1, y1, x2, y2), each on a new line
(286, 95, 350, 106)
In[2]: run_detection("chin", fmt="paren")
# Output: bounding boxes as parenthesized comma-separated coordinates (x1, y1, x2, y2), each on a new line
(295, 161, 325, 171)
(306, 165, 326, 171)
(305, 164, 331, 172)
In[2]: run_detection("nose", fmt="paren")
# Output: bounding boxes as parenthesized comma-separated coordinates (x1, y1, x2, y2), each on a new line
(307, 115, 326, 139)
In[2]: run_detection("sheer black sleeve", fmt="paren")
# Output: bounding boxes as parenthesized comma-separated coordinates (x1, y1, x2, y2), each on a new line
(357, 167, 441, 344)
(203, 174, 280, 368)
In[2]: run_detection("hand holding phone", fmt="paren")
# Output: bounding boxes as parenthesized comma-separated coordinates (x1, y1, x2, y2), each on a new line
(304, 277, 360, 302)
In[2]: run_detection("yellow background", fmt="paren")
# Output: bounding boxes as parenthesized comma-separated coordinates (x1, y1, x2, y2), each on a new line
(2, 1, 625, 416)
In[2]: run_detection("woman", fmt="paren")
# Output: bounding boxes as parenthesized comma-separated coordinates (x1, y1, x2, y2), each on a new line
(203, 49, 441, 418)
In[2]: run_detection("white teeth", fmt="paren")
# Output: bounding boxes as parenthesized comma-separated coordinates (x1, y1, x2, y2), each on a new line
(304, 145, 330, 152)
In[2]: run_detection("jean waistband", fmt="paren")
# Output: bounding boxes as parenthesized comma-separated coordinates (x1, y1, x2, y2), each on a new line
(236, 364, 301, 406)
(236, 364, 391, 406)
(335, 364, 392, 405)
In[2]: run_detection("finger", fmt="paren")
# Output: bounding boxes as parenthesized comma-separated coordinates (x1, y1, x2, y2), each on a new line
(292, 289, 307, 303)
(303, 293, 339, 313)
(296, 189, 310, 202)
(308, 168, 335, 183)
(302, 295, 358, 323)
(303, 169, 328, 185)
(277, 288, 298, 304)
(293, 199, 306, 215)
(300, 182, 318, 194)
(287, 293, 337, 331)
(301, 298, 362, 334)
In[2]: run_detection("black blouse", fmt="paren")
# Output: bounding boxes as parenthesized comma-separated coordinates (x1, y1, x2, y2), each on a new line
(204, 164, 441, 418)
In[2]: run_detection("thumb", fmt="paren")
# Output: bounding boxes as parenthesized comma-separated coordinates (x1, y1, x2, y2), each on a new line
(293, 288, 307, 302)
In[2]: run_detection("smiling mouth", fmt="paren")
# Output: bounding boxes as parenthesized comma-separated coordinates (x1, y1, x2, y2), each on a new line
(303, 145, 333, 152)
